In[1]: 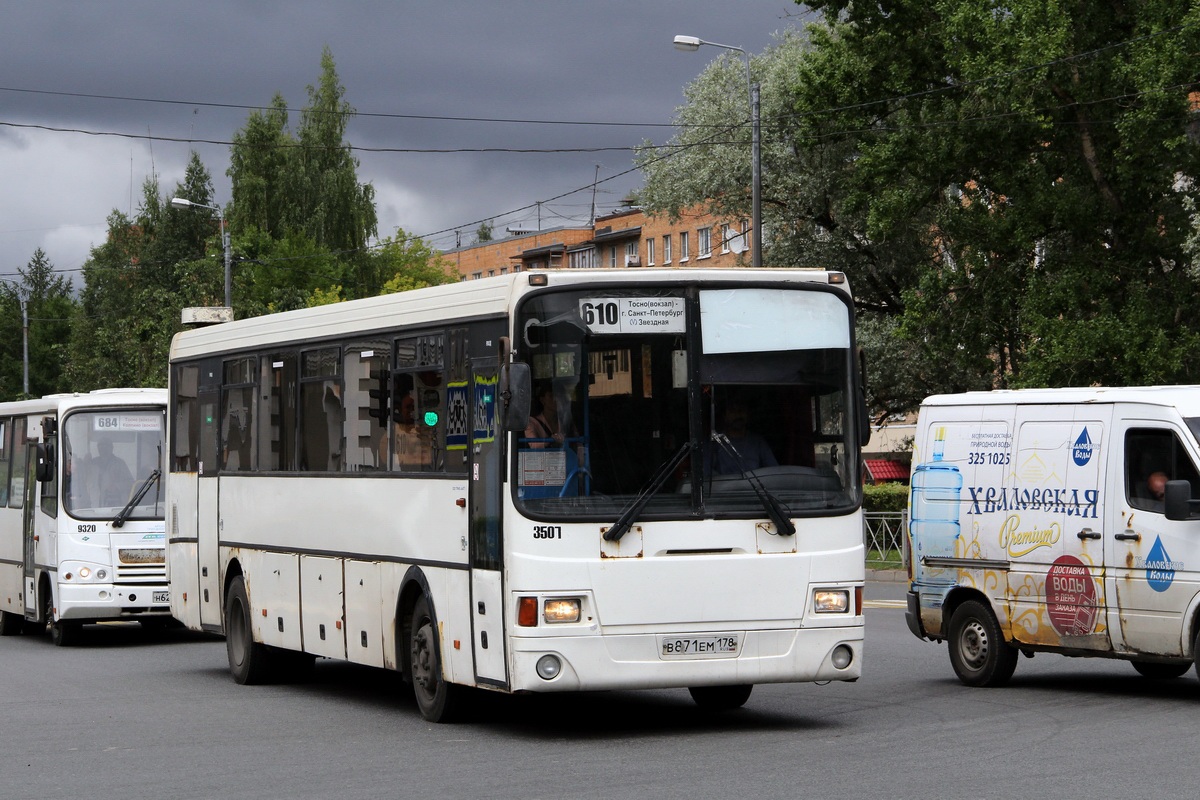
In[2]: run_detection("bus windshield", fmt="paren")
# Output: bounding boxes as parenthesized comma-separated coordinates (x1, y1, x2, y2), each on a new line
(63, 409, 165, 520)
(514, 284, 860, 520)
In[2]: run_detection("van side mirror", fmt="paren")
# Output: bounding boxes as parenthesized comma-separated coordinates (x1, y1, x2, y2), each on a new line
(1164, 479, 1196, 521)
(35, 442, 55, 483)
(499, 362, 531, 432)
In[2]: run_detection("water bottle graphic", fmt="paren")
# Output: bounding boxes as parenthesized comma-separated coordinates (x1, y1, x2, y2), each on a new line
(910, 426, 963, 567)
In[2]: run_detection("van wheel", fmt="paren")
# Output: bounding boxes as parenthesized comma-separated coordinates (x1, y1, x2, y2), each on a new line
(1132, 660, 1190, 679)
(948, 600, 1017, 687)
(409, 595, 463, 722)
(0, 610, 23, 636)
(225, 575, 272, 685)
(688, 684, 753, 710)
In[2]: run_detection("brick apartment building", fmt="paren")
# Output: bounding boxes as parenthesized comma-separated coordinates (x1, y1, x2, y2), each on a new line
(442, 205, 751, 280)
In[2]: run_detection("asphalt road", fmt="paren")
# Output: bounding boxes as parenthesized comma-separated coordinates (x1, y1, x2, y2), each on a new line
(3, 581, 1199, 800)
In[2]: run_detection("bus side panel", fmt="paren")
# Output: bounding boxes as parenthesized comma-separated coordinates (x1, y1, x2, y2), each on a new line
(300, 554, 346, 660)
(0, 506, 22, 614)
(345, 559, 384, 668)
(241, 548, 301, 651)
(168, 475, 201, 630)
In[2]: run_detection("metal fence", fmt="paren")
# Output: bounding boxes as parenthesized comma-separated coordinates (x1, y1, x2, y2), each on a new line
(864, 511, 907, 569)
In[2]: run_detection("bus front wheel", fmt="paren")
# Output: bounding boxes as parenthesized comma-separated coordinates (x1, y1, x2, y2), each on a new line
(225, 575, 272, 685)
(409, 595, 463, 722)
(44, 591, 79, 647)
(688, 684, 753, 710)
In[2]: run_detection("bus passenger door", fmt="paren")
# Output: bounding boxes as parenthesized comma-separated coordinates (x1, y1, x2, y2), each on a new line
(469, 359, 507, 686)
(21, 443, 38, 619)
(197, 476, 221, 629)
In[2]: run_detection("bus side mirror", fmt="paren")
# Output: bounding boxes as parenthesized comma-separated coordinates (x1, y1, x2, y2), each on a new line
(35, 443, 55, 483)
(1164, 479, 1197, 521)
(500, 362, 531, 432)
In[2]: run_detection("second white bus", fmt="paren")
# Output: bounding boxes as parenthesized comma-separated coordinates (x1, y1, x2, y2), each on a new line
(167, 269, 867, 720)
(0, 389, 170, 645)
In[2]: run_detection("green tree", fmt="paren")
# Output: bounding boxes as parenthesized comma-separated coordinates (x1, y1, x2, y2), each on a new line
(69, 154, 223, 389)
(639, 4, 1200, 415)
(227, 46, 378, 310)
(0, 249, 76, 400)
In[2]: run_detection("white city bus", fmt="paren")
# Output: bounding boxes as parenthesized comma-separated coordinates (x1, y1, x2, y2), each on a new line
(0, 389, 170, 645)
(167, 269, 867, 721)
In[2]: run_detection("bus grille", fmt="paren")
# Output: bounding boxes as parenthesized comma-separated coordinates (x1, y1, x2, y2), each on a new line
(117, 549, 166, 583)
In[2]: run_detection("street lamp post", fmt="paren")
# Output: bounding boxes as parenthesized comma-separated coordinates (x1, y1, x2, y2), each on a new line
(170, 197, 232, 309)
(673, 34, 762, 268)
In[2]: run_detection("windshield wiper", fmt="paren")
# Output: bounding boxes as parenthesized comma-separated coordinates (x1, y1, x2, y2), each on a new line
(711, 433, 796, 536)
(113, 469, 160, 528)
(604, 442, 692, 542)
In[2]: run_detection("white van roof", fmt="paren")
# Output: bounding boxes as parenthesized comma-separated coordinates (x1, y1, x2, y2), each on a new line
(922, 386, 1200, 416)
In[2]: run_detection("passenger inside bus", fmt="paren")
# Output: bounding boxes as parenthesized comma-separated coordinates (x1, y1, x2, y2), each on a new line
(89, 439, 134, 507)
(708, 399, 778, 476)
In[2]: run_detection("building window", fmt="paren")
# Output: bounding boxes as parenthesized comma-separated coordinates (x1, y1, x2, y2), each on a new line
(721, 224, 731, 254)
(609, 246, 617, 267)
(698, 227, 712, 259)
(471, 272, 482, 280)
(679, 231, 690, 261)
(569, 248, 595, 269)
(624, 241, 639, 267)
(663, 235, 672, 264)
(647, 237, 656, 266)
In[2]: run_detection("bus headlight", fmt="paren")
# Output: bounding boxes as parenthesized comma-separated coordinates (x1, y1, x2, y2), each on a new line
(543, 598, 581, 624)
(814, 589, 849, 613)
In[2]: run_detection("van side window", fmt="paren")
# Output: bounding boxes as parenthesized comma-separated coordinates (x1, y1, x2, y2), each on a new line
(1124, 428, 1200, 512)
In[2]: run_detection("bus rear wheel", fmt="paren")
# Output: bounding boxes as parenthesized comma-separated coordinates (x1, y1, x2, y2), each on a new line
(409, 595, 463, 722)
(688, 684, 753, 710)
(948, 599, 1017, 687)
(225, 575, 272, 685)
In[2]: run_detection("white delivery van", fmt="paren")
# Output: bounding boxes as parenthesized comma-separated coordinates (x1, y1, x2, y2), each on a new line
(905, 386, 1200, 686)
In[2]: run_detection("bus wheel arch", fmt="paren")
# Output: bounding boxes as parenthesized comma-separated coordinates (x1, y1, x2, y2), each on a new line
(397, 566, 464, 722)
(42, 576, 79, 647)
(224, 569, 272, 685)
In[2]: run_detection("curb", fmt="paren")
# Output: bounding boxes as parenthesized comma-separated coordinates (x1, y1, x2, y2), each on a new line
(867, 568, 907, 583)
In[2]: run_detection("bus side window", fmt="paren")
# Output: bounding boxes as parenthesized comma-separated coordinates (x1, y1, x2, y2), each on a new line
(222, 357, 258, 472)
(8, 417, 26, 509)
(0, 417, 9, 506)
(173, 365, 200, 472)
(299, 348, 344, 472)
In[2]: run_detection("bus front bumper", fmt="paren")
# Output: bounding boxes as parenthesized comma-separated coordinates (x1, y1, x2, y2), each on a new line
(507, 625, 863, 693)
(57, 583, 172, 621)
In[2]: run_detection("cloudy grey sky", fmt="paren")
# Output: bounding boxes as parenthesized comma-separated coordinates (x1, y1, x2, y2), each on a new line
(0, 1, 808, 286)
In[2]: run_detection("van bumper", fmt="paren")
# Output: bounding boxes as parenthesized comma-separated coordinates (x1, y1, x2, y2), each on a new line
(905, 591, 927, 639)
